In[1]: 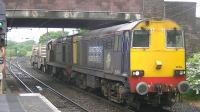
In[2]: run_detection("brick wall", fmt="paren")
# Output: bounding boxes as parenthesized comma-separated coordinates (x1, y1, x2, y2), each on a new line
(4, 0, 142, 12)
(165, 2, 198, 55)
(165, 2, 196, 28)
(143, 0, 164, 18)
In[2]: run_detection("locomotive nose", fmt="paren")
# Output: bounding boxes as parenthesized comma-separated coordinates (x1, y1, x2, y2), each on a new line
(177, 81, 190, 93)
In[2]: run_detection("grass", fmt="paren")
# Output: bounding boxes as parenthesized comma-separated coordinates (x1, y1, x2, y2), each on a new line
(26, 51, 32, 57)
(183, 90, 200, 101)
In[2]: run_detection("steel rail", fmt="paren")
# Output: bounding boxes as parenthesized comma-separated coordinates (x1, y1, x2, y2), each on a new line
(9, 60, 90, 112)
(8, 61, 33, 93)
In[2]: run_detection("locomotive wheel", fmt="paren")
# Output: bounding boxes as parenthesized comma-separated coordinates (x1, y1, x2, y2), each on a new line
(75, 74, 87, 89)
(33, 62, 35, 68)
(39, 65, 42, 71)
(34, 63, 37, 68)
(107, 83, 112, 100)
(101, 79, 109, 98)
(126, 94, 141, 110)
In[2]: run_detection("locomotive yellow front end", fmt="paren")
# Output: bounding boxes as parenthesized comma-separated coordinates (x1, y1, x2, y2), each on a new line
(128, 19, 189, 98)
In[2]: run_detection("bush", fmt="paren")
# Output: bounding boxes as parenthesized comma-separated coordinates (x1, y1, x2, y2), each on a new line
(183, 90, 200, 101)
(187, 52, 200, 93)
(17, 49, 27, 57)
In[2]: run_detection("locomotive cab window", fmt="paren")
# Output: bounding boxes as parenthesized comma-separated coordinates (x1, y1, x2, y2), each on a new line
(132, 30, 150, 48)
(166, 30, 183, 48)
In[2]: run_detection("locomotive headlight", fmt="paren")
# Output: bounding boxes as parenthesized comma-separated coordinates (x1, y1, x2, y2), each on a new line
(174, 70, 186, 76)
(0, 22, 3, 28)
(132, 70, 144, 77)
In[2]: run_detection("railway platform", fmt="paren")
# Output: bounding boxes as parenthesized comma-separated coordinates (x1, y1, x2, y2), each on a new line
(0, 93, 60, 112)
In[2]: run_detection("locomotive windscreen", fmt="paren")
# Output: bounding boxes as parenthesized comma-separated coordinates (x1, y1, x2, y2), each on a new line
(166, 30, 183, 48)
(132, 30, 150, 48)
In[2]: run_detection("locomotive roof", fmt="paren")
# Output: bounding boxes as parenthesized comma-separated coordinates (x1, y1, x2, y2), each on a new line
(82, 20, 143, 38)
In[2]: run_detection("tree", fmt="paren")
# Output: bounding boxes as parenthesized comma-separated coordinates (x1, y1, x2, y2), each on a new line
(6, 40, 35, 57)
(39, 31, 69, 44)
(187, 52, 200, 94)
(77, 28, 89, 35)
(18, 49, 27, 57)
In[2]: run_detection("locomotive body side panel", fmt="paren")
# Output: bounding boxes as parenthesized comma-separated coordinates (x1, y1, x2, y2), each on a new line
(78, 39, 88, 67)
(55, 43, 63, 64)
(66, 38, 73, 65)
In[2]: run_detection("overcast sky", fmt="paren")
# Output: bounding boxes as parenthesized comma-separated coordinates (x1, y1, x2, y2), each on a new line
(7, 28, 78, 43)
(7, 0, 200, 43)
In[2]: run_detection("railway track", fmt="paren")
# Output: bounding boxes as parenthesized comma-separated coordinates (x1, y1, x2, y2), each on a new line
(16, 57, 173, 112)
(14, 58, 200, 112)
(8, 60, 90, 112)
(16, 57, 200, 112)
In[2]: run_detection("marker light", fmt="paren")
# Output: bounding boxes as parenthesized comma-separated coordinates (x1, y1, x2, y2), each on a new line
(132, 70, 144, 77)
(0, 22, 3, 28)
(174, 70, 186, 76)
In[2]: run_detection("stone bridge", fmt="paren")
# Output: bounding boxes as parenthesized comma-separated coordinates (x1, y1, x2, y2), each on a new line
(4, 0, 144, 28)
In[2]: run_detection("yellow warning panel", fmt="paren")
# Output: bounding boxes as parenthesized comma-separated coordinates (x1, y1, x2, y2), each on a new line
(73, 37, 78, 64)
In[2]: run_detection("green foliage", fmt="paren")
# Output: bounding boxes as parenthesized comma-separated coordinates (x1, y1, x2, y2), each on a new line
(18, 49, 27, 57)
(6, 40, 35, 57)
(183, 90, 200, 101)
(39, 31, 69, 44)
(186, 52, 200, 99)
(77, 28, 89, 35)
(26, 51, 32, 57)
(187, 52, 200, 90)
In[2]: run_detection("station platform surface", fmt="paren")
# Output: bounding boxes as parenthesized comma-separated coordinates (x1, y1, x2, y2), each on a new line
(0, 93, 60, 112)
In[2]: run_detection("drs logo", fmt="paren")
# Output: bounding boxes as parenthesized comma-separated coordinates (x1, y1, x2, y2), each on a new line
(88, 46, 103, 63)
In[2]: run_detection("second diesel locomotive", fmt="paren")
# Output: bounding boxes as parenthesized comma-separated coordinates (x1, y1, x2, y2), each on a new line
(32, 18, 190, 109)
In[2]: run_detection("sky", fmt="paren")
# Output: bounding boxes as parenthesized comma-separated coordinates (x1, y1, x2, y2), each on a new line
(7, 28, 78, 43)
(7, 0, 200, 43)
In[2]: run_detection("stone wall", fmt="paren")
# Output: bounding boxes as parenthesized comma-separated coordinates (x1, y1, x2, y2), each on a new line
(4, 0, 142, 12)
(165, 2, 196, 28)
(165, 2, 198, 55)
(196, 18, 200, 32)
(143, 0, 164, 18)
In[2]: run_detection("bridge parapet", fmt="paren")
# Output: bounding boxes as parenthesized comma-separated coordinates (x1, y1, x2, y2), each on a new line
(4, 0, 142, 12)
(3, 0, 164, 28)
(6, 9, 140, 20)
(4, 0, 142, 28)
